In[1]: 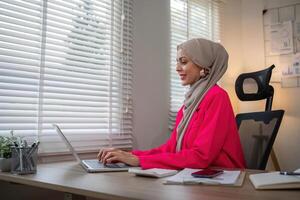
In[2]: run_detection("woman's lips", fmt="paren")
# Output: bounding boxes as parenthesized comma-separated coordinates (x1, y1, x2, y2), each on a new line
(179, 74, 186, 80)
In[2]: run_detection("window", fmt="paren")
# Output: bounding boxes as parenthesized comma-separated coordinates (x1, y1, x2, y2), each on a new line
(0, 0, 133, 154)
(169, 0, 222, 129)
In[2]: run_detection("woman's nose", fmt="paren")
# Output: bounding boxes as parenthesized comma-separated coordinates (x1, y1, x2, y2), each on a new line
(176, 63, 182, 72)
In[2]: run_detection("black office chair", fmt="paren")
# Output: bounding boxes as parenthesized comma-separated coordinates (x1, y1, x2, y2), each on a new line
(235, 65, 275, 111)
(235, 65, 285, 170)
(236, 110, 284, 170)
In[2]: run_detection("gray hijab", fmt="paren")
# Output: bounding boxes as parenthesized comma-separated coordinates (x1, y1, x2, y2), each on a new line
(176, 38, 229, 151)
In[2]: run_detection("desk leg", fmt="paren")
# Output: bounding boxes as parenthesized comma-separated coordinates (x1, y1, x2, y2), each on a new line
(64, 192, 86, 200)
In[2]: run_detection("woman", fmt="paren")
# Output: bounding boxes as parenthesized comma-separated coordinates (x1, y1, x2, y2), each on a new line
(98, 38, 246, 169)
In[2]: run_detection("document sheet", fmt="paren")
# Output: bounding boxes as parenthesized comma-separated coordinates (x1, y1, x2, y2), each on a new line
(164, 168, 241, 185)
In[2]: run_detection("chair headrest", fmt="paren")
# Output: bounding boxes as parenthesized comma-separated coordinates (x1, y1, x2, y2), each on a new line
(235, 65, 275, 101)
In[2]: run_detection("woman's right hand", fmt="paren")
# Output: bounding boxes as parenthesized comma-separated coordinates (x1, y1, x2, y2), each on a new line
(97, 148, 119, 163)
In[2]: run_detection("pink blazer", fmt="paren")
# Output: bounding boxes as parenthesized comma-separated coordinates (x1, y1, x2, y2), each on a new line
(132, 85, 246, 170)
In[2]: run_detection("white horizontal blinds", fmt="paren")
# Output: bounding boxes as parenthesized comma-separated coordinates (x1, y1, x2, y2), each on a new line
(188, 0, 222, 41)
(0, 0, 42, 140)
(110, 0, 133, 149)
(107, 0, 133, 148)
(0, 0, 133, 154)
(169, 0, 222, 130)
(169, 0, 189, 130)
(211, 0, 222, 42)
(39, 0, 133, 153)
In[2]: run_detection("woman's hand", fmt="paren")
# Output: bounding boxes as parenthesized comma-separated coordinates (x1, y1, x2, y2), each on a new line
(97, 147, 119, 162)
(97, 148, 140, 167)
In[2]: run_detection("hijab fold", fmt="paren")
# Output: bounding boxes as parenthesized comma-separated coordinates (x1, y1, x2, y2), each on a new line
(176, 38, 229, 152)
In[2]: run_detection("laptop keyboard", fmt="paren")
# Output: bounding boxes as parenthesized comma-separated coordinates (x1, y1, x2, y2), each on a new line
(84, 160, 127, 168)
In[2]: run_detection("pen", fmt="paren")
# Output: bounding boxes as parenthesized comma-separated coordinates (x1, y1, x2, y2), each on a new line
(19, 146, 23, 172)
(26, 141, 40, 168)
(280, 171, 300, 176)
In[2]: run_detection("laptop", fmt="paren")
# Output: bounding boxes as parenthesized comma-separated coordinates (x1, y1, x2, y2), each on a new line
(52, 124, 132, 172)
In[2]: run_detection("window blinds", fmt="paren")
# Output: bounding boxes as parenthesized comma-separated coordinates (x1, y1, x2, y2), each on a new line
(0, 0, 133, 154)
(169, 0, 222, 130)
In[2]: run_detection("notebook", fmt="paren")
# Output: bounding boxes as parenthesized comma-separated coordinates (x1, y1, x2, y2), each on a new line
(128, 167, 178, 178)
(163, 168, 244, 186)
(249, 169, 300, 190)
(53, 124, 132, 173)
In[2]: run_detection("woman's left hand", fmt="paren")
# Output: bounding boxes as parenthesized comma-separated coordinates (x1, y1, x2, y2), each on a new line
(102, 150, 140, 167)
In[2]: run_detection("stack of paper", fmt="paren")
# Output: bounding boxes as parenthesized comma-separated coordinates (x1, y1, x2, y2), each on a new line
(128, 167, 178, 178)
(164, 168, 242, 185)
(249, 169, 300, 190)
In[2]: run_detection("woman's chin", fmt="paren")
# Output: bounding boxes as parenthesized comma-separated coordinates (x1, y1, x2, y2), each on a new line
(181, 82, 189, 86)
(179, 80, 184, 85)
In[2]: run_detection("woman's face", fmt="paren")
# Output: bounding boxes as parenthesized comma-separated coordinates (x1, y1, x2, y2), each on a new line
(176, 49, 201, 86)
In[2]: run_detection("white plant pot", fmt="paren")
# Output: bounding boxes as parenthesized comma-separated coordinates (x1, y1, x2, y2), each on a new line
(0, 157, 11, 172)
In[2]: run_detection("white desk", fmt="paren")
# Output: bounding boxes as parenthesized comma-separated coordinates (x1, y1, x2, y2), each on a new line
(0, 161, 299, 200)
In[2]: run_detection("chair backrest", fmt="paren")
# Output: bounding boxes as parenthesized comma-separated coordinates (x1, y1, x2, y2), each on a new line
(236, 110, 284, 170)
(235, 65, 275, 111)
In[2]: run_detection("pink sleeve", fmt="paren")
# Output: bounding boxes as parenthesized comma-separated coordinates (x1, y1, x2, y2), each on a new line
(131, 132, 176, 156)
(137, 92, 234, 169)
(131, 107, 184, 156)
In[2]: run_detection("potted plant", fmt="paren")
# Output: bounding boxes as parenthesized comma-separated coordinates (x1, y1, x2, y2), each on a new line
(0, 131, 17, 172)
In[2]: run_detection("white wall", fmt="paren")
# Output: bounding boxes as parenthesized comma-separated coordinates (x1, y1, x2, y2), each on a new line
(132, 0, 170, 150)
(225, 0, 300, 170)
(263, 0, 300, 171)
(221, 0, 243, 113)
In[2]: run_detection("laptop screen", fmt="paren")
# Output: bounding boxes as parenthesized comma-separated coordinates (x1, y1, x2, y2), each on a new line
(52, 124, 81, 163)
